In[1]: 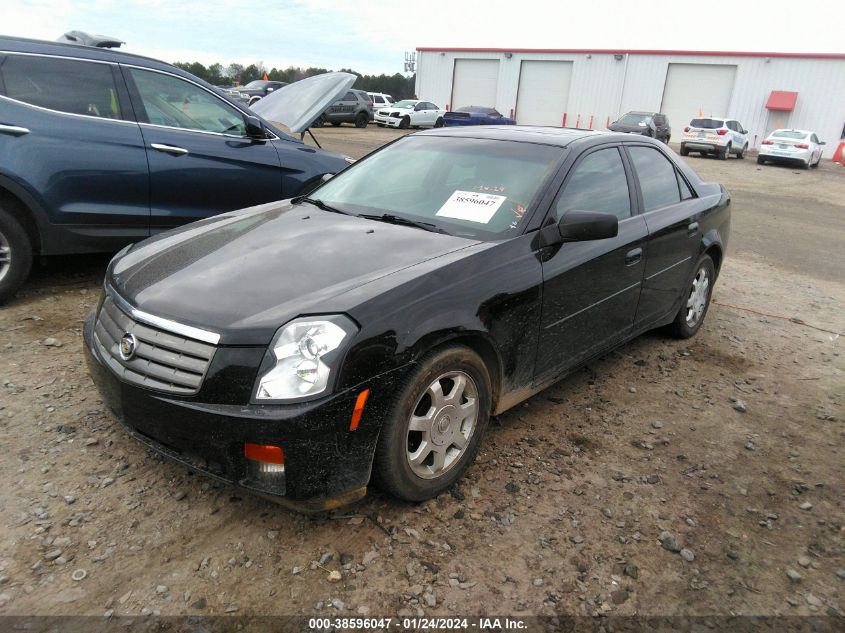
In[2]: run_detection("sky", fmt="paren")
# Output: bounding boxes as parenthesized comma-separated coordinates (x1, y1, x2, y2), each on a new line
(2, 0, 841, 75)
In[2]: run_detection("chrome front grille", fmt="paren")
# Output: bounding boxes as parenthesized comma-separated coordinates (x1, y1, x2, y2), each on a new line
(93, 295, 216, 395)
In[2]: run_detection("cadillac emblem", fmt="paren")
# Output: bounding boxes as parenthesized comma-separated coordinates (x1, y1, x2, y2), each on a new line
(119, 332, 137, 360)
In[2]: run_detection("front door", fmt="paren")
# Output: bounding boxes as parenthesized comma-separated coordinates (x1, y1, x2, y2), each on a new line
(123, 65, 282, 229)
(535, 145, 647, 380)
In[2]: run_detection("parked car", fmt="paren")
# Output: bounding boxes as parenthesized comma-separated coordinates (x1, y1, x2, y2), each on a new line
(680, 117, 749, 159)
(84, 126, 730, 511)
(234, 80, 288, 106)
(374, 100, 445, 129)
(608, 111, 671, 143)
(314, 89, 373, 128)
(367, 92, 394, 109)
(443, 106, 515, 127)
(758, 129, 825, 168)
(0, 35, 355, 304)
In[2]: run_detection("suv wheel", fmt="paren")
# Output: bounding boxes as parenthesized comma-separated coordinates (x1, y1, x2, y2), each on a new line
(669, 255, 715, 339)
(399, 116, 410, 130)
(373, 345, 491, 501)
(719, 144, 731, 160)
(737, 143, 747, 159)
(312, 115, 326, 128)
(680, 144, 689, 156)
(355, 112, 369, 128)
(0, 205, 34, 305)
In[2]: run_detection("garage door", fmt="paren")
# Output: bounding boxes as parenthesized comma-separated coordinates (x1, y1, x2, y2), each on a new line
(660, 63, 737, 131)
(515, 61, 573, 126)
(451, 59, 499, 110)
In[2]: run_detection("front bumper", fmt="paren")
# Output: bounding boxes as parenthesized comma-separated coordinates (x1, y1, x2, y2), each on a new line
(375, 114, 403, 127)
(83, 311, 399, 512)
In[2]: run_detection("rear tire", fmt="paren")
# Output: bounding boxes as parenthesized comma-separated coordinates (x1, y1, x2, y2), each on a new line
(355, 112, 368, 128)
(434, 117, 444, 128)
(373, 345, 491, 502)
(668, 255, 715, 339)
(757, 156, 766, 165)
(719, 144, 730, 160)
(680, 144, 689, 156)
(313, 115, 325, 128)
(0, 205, 33, 306)
(331, 122, 341, 127)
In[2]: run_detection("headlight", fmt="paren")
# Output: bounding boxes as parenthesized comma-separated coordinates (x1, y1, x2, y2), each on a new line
(254, 315, 357, 402)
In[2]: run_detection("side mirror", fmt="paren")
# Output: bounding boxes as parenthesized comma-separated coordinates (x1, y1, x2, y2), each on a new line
(741, 129, 748, 134)
(819, 141, 826, 146)
(245, 115, 267, 140)
(540, 211, 619, 246)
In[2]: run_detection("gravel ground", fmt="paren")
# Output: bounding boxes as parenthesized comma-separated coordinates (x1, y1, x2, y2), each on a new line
(0, 126, 842, 620)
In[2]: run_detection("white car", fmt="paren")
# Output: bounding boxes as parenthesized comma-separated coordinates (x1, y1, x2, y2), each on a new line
(680, 117, 749, 160)
(367, 92, 394, 108)
(374, 100, 445, 129)
(758, 129, 825, 168)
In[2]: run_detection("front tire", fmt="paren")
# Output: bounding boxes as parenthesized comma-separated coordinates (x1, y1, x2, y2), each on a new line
(757, 156, 766, 165)
(434, 117, 444, 128)
(0, 205, 34, 306)
(373, 345, 491, 502)
(399, 116, 410, 130)
(312, 115, 326, 128)
(669, 255, 715, 339)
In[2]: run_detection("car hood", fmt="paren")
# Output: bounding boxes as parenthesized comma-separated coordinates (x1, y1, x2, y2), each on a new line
(108, 202, 480, 345)
(250, 72, 356, 133)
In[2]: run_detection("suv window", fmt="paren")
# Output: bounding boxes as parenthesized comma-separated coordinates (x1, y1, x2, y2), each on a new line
(372, 95, 385, 104)
(554, 148, 631, 221)
(343, 91, 357, 101)
(628, 146, 682, 211)
(690, 118, 724, 129)
(0, 54, 122, 119)
(129, 68, 246, 135)
(654, 115, 665, 125)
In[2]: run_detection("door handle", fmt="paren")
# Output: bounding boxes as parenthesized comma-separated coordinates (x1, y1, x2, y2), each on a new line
(0, 124, 30, 136)
(625, 247, 643, 266)
(151, 143, 189, 156)
(688, 222, 700, 237)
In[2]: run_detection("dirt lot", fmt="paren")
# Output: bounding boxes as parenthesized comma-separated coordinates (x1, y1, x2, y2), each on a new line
(0, 126, 842, 621)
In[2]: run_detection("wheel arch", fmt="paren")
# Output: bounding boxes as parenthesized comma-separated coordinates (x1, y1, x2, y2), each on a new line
(700, 238, 724, 278)
(0, 176, 46, 254)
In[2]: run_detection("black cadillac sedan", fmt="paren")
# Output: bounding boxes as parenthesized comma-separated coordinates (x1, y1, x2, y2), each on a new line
(84, 126, 730, 511)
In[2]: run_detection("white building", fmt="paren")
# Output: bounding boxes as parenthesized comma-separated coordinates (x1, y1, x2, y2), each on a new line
(414, 48, 845, 157)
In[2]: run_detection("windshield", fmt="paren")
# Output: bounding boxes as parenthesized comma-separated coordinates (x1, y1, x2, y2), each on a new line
(393, 100, 416, 109)
(690, 118, 724, 129)
(243, 80, 270, 89)
(772, 130, 807, 140)
(618, 113, 651, 125)
(311, 136, 563, 240)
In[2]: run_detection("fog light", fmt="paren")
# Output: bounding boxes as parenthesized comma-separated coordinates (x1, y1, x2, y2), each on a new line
(244, 443, 284, 473)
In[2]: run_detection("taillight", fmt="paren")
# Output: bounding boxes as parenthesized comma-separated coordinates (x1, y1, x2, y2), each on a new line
(794, 143, 809, 149)
(761, 140, 774, 145)
(717, 129, 728, 135)
(684, 126, 690, 132)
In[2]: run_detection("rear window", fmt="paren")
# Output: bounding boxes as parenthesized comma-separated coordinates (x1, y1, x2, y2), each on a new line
(690, 118, 724, 129)
(618, 112, 652, 126)
(0, 54, 123, 119)
(772, 130, 807, 140)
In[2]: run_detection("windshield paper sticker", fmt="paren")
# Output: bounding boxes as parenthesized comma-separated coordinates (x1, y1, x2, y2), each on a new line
(436, 190, 507, 223)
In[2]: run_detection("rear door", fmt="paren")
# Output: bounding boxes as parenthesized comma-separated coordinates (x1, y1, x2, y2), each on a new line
(534, 145, 648, 380)
(326, 91, 357, 122)
(0, 53, 150, 244)
(123, 65, 282, 229)
(626, 144, 700, 329)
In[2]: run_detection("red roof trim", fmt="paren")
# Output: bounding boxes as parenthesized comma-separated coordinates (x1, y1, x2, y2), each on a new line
(415, 47, 845, 60)
(765, 90, 798, 111)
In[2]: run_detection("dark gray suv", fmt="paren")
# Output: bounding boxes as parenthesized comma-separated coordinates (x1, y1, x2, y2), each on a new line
(315, 89, 373, 128)
(0, 36, 353, 304)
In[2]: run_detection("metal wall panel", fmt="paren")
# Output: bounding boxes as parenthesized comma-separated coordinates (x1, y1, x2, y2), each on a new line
(515, 60, 573, 125)
(416, 50, 845, 156)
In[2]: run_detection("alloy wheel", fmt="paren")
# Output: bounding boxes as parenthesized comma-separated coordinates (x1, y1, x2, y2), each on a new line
(685, 267, 710, 326)
(406, 371, 479, 480)
(0, 230, 10, 284)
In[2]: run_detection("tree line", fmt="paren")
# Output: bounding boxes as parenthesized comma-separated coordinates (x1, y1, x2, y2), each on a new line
(172, 61, 416, 99)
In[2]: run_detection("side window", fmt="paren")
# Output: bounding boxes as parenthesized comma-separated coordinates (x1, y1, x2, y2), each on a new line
(0, 54, 122, 119)
(343, 91, 356, 101)
(129, 68, 245, 135)
(678, 173, 694, 200)
(628, 146, 682, 211)
(811, 134, 819, 144)
(553, 148, 631, 221)
(373, 95, 384, 104)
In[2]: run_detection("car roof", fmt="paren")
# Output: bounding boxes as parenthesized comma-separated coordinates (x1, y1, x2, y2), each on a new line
(0, 34, 180, 73)
(416, 125, 612, 147)
(771, 128, 812, 135)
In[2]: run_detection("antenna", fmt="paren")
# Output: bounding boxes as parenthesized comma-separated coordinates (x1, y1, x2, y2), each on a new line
(404, 51, 416, 73)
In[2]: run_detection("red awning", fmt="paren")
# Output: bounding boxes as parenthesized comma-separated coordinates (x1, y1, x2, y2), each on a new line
(765, 91, 798, 111)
